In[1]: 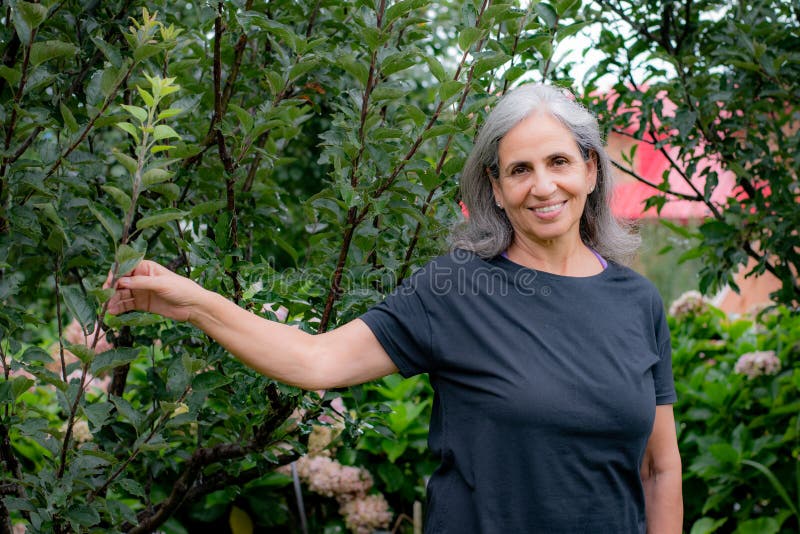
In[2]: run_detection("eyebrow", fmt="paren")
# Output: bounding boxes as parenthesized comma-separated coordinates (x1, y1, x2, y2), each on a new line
(502, 152, 573, 172)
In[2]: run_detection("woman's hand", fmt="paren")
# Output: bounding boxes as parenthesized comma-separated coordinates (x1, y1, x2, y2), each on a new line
(107, 260, 205, 322)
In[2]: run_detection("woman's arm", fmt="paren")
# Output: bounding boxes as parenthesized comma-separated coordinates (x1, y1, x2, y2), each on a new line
(108, 260, 398, 389)
(641, 404, 683, 534)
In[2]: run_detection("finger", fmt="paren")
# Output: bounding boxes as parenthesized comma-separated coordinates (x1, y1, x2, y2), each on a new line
(116, 274, 161, 292)
(102, 270, 114, 290)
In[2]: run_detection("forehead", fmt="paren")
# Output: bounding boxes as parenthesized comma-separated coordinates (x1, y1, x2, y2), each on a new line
(498, 112, 580, 160)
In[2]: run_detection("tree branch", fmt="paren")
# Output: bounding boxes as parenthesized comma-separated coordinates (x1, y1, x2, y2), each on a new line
(318, 0, 388, 333)
(126, 384, 298, 533)
(610, 159, 702, 201)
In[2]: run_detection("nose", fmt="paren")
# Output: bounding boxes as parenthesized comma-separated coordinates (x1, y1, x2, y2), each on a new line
(529, 171, 557, 198)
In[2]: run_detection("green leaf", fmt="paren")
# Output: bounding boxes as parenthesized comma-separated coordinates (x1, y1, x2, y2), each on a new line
(157, 108, 182, 120)
(136, 208, 187, 230)
(141, 168, 173, 187)
(66, 343, 95, 364)
(690, 517, 727, 534)
(121, 104, 148, 124)
(83, 402, 114, 428)
(190, 200, 227, 217)
(229, 103, 254, 133)
(62, 286, 97, 331)
(133, 43, 163, 62)
(30, 40, 79, 67)
(11, 1, 48, 45)
(104, 312, 164, 328)
(0, 66, 21, 86)
(118, 478, 146, 498)
(473, 52, 511, 77)
(116, 122, 141, 144)
(288, 57, 320, 82)
(115, 244, 145, 277)
(113, 149, 139, 174)
(734, 517, 780, 534)
(381, 51, 417, 76)
(150, 144, 175, 154)
(458, 27, 483, 52)
(60, 102, 79, 132)
(439, 80, 465, 102)
(137, 86, 155, 107)
(110, 395, 143, 429)
(192, 372, 233, 392)
(424, 56, 447, 82)
(91, 347, 141, 375)
(90, 35, 122, 68)
(741, 459, 799, 517)
(153, 125, 181, 141)
(535, 2, 558, 28)
(65, 505, 101, 528)
(89, 203, 123, 242)
(101, 185, 132, 212)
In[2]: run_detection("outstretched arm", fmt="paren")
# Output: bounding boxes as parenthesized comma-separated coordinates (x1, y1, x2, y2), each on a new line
(108, 260, 398, 389)
(641, 404, 683, 534)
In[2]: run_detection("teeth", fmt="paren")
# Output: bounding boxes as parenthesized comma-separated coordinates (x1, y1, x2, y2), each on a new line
(533, 202, 565, 213)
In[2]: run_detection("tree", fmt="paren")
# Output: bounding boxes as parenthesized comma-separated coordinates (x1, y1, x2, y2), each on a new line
(584, 0, 800, 306)
(0, 1, 587, 531)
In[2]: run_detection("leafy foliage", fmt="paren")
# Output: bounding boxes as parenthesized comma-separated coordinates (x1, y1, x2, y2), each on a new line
(585, 0, 800, 306)
(670, 299, 800, 533)
(0, 0, 585, 531)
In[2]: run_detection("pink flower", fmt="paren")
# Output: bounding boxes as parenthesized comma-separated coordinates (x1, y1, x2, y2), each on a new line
(340, 494, 393, 534)
(668, 290, 710, 319)
(734, 350, 781, 379)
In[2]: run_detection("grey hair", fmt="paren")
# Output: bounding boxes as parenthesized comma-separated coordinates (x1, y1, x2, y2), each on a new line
(450, 84, 639, 265)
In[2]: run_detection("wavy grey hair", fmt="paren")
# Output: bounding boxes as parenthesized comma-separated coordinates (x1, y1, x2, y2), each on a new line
(451, 84, 639, 265)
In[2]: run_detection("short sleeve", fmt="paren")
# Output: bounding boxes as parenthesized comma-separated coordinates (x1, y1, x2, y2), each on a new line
(359, 274, 433, 378)
(652, 295, 677, 405)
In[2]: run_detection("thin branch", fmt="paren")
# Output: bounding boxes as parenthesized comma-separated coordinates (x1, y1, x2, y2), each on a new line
(54, 259, 68, 382)
(126, 384, 298, 533)
(610, 159, 702, 201)
(318, 0, 388, 332)
(88, 386, 191, 502)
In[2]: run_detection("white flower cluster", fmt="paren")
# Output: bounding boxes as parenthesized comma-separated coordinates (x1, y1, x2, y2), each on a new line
(295, 455, 374, 498)
(734, 350, 781, 379)
(668, 290, 710, 319)
(340, 494, 394, 534)
(287, 424, 393, 533)
(60, 418, 92, 444)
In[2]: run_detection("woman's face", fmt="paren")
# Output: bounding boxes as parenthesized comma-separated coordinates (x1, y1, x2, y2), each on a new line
(491, 112, 596, 249)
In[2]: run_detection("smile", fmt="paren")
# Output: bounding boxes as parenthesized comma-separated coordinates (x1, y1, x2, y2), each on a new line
(531, 201, 566, 214)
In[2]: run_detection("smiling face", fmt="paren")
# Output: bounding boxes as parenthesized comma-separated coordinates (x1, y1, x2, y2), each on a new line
(491, 112, 597, 250)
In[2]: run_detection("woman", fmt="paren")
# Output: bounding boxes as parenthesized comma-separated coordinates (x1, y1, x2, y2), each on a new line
(108, 84, 682, 533)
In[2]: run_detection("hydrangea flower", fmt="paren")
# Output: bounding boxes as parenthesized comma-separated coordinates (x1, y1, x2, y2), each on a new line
(734, 350, 781, 379)
(668, 290, 710, 319)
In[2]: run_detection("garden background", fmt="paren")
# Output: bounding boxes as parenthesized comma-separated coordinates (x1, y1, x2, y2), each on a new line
(0, 0, 798, 532)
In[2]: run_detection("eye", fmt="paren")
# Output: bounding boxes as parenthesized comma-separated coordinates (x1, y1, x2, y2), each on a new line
(551, 156, 569, 167)
(510, 164, 529, 175)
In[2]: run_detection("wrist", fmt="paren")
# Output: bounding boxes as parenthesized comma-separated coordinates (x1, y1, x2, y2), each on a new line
(187, 286, 223, 328)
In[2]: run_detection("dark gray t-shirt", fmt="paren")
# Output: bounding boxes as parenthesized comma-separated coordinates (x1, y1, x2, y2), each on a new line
(360, 250, 676, 534)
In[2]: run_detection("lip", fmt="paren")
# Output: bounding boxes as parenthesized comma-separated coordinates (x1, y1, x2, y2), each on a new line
(527, 200, 567, 219)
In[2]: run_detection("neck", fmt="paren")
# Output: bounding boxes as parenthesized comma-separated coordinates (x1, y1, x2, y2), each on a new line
(506, 235, 602, 277)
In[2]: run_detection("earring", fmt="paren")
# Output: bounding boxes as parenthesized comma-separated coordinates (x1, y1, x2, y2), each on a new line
(589, 185, 595, 194)
(496, 202, 503, 209)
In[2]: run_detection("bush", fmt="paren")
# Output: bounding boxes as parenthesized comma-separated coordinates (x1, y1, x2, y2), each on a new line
(670, 295, 800, 534)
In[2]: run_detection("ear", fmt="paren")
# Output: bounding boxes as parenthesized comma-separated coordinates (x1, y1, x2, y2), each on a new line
(489, 170, 503, 207)
(585, 151, 598, 193)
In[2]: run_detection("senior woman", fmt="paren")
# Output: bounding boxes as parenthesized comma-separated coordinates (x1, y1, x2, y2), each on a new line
(108, 84, 682, 533)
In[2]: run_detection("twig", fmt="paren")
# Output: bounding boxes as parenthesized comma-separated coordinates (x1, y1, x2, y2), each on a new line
(88, 386, 191, 502)
(54, 259, 68, 382)
(610, 159, 702, 201)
